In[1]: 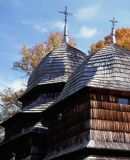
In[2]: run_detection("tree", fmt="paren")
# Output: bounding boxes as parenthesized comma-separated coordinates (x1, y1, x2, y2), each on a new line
(0, 88, 24, 120)
(13, 32, 76, 76)
(90, 28, 130, 54)
(0, 112, 5, 142)
(0, 32, 76, 121)
(0, 88, 24, 139)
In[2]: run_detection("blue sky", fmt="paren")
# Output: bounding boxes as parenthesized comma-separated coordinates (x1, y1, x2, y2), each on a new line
(0, 0, 130, 91)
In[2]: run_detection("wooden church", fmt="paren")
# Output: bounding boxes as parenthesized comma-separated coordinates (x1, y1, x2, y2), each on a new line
(0, 7, 87, 160)
(43, 17, 130, 160)
(1, 7, 130, 160)
(44, 43, 130, 160)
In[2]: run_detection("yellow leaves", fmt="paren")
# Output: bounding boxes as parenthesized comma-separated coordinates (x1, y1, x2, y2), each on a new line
(13, 32, 76, 76)
(47, 33, 76, 52)
(116, 28, 130, 50)
(90, 40, 108, 54)
(90, 28, 130, 54)
(13, 42, 48, 76)
(47, 33, 63, 52)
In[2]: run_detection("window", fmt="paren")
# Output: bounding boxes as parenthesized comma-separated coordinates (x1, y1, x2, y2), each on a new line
(58, 113, 63, 120)
(118, 98, 129, 105)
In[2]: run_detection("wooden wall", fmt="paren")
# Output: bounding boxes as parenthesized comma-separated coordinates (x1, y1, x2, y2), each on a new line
(46, 90, 130, 159)
(47, 93, 90, 157)
(90, 93, 130, 144)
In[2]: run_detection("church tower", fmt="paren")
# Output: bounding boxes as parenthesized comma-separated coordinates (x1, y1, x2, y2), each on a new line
(0, 7, 87, 160)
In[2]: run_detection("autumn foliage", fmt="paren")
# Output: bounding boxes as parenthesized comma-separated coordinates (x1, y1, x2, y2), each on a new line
(0, 88, 24, 119)
(90, 28, 130, 54)
(0, 32, 76, 121)
(13, 33, 76, 76)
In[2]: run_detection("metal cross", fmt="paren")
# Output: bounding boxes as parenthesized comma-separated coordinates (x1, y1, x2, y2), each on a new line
(109, 17, 118, 44)
(59, 6, 72, 43)
(110, 17, 118, 28)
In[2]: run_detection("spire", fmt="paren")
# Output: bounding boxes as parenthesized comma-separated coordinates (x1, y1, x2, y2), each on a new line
(59, 6, 72, 43)
(110, 17, 118, 44)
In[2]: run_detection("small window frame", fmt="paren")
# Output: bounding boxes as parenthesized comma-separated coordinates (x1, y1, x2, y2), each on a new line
(118, 98, 130, 105)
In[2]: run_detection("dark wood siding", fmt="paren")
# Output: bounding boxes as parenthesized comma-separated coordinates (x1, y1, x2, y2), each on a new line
(46, 91, 130, 159)
(47, 94, 90, 157)
(90, 93, 130, 144)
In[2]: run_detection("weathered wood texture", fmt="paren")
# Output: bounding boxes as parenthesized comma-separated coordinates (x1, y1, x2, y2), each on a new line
(24, 43, 87, 95)
(45, 92, 130, 160)
(22, 92, 60, 112)
(82, 155, 130, 160)
(89, 93, 130, 146)
(55, 44, 130, 104)
(0, 43, 87, 160)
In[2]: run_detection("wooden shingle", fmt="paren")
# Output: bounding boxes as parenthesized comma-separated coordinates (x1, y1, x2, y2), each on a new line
(56, 44, 130, 103)
(24, 43, 87, 95)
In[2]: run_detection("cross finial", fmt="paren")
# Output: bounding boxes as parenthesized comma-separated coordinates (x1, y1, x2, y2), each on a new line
(110, 17, 118, 44)
(59, 6, 72, 43)
(110, 17, 118, 28)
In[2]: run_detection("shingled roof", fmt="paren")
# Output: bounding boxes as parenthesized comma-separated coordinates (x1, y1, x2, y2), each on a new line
(24, 43, 87, 95)
(44, 139, 130, 160)
(55, 44, 130, 103)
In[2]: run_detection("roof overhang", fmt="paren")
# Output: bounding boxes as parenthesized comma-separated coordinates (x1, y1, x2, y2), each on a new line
(19, 82, 65, 102)
(42, 86, 130, 116)
(0, 112, 42, 127)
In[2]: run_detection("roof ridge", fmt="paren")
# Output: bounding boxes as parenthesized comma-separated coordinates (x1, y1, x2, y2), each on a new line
(106, 43, 130, 52)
